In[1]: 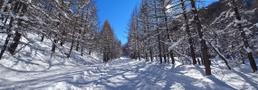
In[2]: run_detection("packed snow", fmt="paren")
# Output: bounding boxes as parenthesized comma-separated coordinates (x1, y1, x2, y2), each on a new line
(0, 57, 258, 90)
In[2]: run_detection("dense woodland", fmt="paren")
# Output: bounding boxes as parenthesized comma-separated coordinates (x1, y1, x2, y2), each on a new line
(0, 0, 258, 77)
(127, 0, 258, 75)
(0, 0, 122, 63)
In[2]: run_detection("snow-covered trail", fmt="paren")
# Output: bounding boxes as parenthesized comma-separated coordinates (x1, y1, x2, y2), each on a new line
(0, 58, 258, 90)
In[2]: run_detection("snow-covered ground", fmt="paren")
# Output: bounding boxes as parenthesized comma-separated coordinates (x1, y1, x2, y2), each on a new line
(0, 57, 258, 90)
(0, 33, 257, 90)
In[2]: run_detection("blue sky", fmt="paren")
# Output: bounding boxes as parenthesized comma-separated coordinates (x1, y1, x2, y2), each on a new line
(96, 0, 218, 45)
(96, 0, 140, 45)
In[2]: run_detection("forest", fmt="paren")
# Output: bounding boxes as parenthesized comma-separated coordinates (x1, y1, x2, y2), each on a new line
(0, 0, 257, 90)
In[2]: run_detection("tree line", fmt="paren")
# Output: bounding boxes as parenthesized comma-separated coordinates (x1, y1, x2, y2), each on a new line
(0, 0, 122, 63)
(127, 0, 258, 75)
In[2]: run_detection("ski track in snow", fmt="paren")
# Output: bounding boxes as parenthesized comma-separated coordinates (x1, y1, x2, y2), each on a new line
(0, 58, 257, 90)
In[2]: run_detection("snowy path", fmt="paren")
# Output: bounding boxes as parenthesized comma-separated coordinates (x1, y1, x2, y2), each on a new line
(0, 58, 258, 90)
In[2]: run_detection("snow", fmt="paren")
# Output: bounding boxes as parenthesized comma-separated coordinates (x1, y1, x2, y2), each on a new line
(0, 33, 257, 90)
(245, 47, 253, 53)
(244, 28, 252, 35)
(0, 55, 258, 90)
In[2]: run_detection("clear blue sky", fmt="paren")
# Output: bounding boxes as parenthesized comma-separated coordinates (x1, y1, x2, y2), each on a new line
(96, 0, 218, 45)
(96, 0, 140, 45)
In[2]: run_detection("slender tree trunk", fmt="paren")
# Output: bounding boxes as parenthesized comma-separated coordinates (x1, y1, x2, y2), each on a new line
(89, 50, 92, 55)
(163, 3, 170, 64)
(60, 40, 64, 46)
(232, 0, 257, 72)
(158, 35, 163, 64)
(180, 0, 197, 65)
(138, 50, 141, 60)
(60, 31, 66, 46)
(8, 31, 21, 55)
(197, 58, 201, 65)
(145, 52, 148, 61)
(150, 48, 153, 62)
(208, 42, 231, 70)
(80, 47, 84, 56)
(167, 54, 170, 63)
(164, 54, 167, 63)
(40, 34, 44, 42)
(0, 34, 12, 59)
(190, 0, 211, 75)
(170, 50, 175, 64)
(51, 39, 57, 53)
(103, 48, 107, 62)
(0, 17, 13, 59)
(76, 40, 79, 51)
(154, 0, 163, 64)
(67, 39, 74, 58)
(67, 32, 75, 58)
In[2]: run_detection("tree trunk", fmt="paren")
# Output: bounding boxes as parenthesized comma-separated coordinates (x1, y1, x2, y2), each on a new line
(163, 53, 167, 63)
(180, 0, 197, 65)
(40, 34, 44, 42)
(0, 34, 12, 59)
(158, 35, 163, 64)
(150, 48, 153, 62)
(190, 0, 211, 75)
(60, 41, 64, 46)
(80, 47, 84, 56)
(145, 52, 148, 61)
(67, 31, 75, 58)
(208, 41, 231, 70)
(51, 39, 57, 53)
(89, 50, 92, 55)
(0, 17, 13, 59)
(76, 40, 79, 51)
(8, 31, 21, 55)
(170, 50, 175, 64)
(67, 39, 74, 58)
(232, 0, 257, 72)
(197, 58, 201, 65)
(138, 51, 141, 61)
(103, 49, 107, 62)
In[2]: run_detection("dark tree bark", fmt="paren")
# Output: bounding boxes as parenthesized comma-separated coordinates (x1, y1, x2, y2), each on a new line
(0, 34, 12, 59)
(89, 50, 92, 55)
(158, 35, 163, 64)
(80, 47, 84, 56)
(67, 31, 75, 58)
(170, 50, 175, 64)
(197, 58, 201, 65)
(103, 48, 107, 62)
(60, 40, 64, 46)
(180, 0, 197, 65)
(208, 42, 231, 70)
(137, 50, 141, 60)
(150, 48, 153, 62)
(167, 54, 170, 63)
(51, 39, 57, 52)
(145, 52, 148, 61)
(0, 17, 13, 59)
(76, 40, 79, 51)
(40, 34, 44, 42)
(232, 0, 257, 72)
(190, 0, 211, 75)
(8, 31, 22, 55)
